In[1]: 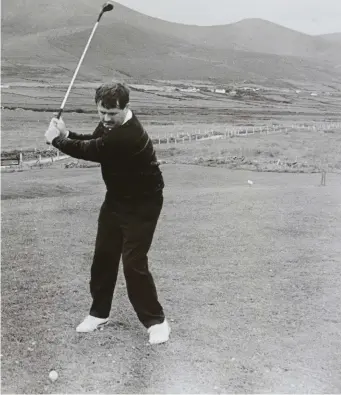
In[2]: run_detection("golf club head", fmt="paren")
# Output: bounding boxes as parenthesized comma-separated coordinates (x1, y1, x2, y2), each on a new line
(102, 1, 114, 12)
(97, 1, 114, 20)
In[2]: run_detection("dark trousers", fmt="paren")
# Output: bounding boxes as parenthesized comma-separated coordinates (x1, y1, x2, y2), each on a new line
(89, 192, 165, 328)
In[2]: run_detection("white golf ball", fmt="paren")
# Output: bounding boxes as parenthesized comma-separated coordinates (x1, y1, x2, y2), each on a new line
(49, 370, 58, 382)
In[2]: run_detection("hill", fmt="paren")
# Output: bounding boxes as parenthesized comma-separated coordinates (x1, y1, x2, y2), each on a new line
(318, 32, 341, 44)
(2, 0, 341, 86)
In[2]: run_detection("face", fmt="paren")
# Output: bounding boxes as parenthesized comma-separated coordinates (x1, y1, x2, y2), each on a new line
(97, 100, 128, 128)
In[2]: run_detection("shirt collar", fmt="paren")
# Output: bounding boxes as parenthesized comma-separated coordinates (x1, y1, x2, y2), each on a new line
(123, 109, 133, 125)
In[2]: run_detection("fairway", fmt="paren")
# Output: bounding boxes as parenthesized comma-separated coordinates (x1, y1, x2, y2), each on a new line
(1, 164, 341, 393)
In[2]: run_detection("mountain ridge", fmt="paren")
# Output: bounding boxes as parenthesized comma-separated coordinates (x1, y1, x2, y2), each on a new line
(2, 0, 341, 86)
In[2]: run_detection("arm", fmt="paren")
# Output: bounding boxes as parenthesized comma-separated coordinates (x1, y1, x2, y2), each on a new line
(46, 118, 106, 161)
(67, 123, 103, 140)
(67, 131, 96, 140)
(52, 135, 107, 163)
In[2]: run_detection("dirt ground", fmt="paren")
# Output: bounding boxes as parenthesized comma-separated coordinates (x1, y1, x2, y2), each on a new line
(1, 164, 341, 393)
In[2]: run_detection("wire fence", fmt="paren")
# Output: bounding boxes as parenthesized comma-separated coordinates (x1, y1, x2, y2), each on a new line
(149, 121, 341, 146)
(1, 121, 340, 168)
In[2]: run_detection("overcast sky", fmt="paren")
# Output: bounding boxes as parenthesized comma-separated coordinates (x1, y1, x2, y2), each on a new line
(115, 0, 341, 35)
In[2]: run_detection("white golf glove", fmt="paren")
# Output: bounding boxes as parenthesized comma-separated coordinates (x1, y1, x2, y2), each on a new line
(45, 125, 60, 144)
(45, 116, 69, 144)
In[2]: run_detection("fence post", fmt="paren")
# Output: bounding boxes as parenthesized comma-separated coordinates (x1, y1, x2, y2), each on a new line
(321, 170, 326, 186)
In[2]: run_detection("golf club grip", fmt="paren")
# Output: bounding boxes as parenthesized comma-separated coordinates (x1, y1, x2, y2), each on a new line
(56, 109, 63, 119)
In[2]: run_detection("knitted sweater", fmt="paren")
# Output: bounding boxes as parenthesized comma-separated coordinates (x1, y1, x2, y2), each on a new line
(52, 113, 164, 200)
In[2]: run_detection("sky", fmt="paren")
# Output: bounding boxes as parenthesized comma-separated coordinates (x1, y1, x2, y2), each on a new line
(115, 0, 341, 35)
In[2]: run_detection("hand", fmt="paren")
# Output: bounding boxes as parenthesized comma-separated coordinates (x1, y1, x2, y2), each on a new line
(50, 115, 69, 138)
(45, 125, 60, 144)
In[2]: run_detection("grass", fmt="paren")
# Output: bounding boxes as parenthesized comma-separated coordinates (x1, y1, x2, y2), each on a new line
(2, 87, 341, 174)
(2, 80, 341, 393)
(153, 127, 341, 173)
(1, 165, 341, 393)
(2, 124, 340, 174)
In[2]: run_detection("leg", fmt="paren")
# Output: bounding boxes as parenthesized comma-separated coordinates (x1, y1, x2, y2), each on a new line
(121, 194, 165, 328)
(89, 201, 123, 319)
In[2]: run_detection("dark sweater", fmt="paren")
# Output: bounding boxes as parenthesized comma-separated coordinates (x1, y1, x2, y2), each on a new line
(52, 113, 164, 200)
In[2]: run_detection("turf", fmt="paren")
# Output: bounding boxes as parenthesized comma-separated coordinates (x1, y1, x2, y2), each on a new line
(1, 165, 341, 393)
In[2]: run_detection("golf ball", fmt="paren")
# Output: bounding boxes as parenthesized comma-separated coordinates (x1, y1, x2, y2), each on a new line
(49, 370, 58, 382)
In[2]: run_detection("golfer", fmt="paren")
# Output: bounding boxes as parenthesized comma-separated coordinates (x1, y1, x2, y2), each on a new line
(45, 83, 170, 344)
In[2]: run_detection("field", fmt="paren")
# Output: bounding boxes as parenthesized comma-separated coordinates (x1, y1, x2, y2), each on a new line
(1, 84, 341, 171)
(1, 82, 341, 393)
(2, 164, 341, 393)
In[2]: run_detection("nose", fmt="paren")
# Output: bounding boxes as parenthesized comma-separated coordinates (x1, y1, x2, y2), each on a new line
(104, 113, 111, 122)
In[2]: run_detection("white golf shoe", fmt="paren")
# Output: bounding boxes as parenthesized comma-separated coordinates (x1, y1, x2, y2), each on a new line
(76, 315, 109, 332)
(148, 319, 171, 344)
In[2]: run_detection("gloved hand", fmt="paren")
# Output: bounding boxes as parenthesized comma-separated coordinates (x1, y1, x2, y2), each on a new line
(45, 116, 69, 144)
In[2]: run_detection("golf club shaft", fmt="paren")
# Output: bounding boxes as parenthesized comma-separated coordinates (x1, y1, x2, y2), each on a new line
(56, 21, 100, 119)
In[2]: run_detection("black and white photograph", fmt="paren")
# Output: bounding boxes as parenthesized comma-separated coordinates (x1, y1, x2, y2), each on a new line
(1, 0, 341, 393)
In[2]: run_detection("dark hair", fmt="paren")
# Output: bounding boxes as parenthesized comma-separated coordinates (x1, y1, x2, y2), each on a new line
(95, 83, 130, 109)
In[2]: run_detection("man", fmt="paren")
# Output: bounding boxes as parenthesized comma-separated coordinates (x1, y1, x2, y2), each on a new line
(45, 82, 170, 345)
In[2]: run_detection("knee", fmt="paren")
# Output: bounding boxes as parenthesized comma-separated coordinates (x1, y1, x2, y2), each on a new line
(123, 254, 148, 276)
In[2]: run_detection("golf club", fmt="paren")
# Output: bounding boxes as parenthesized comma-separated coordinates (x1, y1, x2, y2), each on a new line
(56, 1, 114, 119)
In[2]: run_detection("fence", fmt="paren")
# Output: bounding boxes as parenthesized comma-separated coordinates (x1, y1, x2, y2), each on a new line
(1, 121, 340, 168)
(1, 147, 69, 168)
(148, 121, 341, 146)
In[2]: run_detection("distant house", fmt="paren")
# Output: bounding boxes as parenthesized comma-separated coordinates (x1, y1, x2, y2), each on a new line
(311, 92, 318, 96)
(180, 87, 198, 93)
(164, 86, 176, 92)
(295, 90, 301, 94)
(215, 88, 226, 94)
(229, 90, 237, 96)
